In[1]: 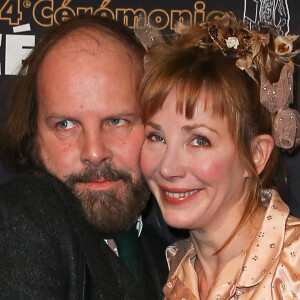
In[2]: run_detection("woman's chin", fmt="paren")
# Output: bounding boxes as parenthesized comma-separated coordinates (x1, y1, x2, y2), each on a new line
(162, 211, 194, 230)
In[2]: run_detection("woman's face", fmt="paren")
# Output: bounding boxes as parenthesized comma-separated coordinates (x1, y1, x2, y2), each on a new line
(141, 87, 249, 230)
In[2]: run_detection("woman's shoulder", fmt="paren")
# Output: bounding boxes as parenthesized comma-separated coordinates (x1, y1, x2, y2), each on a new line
(270, 215, 300, 294)
(284, 214, 300, 246)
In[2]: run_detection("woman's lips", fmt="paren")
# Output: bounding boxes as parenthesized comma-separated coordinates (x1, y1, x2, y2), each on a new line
(159, 186, 200, 205)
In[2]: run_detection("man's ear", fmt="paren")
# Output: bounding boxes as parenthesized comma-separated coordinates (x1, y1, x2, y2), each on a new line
(251, 134, 274, 175)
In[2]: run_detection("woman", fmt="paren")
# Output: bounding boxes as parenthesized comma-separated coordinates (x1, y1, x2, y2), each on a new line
(137, 13, 300, 299)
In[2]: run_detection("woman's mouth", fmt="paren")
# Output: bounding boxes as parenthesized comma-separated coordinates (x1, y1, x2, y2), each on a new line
(160, 187, 200, 205)
(165, 190, 198, 198)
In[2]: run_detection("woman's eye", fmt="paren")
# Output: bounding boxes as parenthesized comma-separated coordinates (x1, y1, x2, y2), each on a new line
(191, 136, 210, 147)
(57, 120, 75, 129)
(147, 134, 165, 143)
(109, 119, 126, 126)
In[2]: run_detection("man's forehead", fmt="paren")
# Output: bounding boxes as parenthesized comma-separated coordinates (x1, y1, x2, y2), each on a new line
(36, 26, 141, 86)
(36, 26, 141, 109)
(49, 27, 132, 59)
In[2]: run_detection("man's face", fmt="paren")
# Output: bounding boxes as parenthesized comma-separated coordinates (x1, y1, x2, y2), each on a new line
(36, 31, 149, 233)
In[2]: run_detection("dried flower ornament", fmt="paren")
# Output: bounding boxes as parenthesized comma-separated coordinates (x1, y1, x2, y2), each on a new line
(134, 12, 300, 150)
(260, 63, 300, 149)
(134, 15, 164, 70)
(225, 37, 239, 49)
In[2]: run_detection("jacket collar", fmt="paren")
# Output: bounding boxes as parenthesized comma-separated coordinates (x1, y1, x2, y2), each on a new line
(236, 189, 290, 287)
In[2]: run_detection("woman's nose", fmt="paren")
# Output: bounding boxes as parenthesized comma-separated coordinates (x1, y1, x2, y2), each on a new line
(159, 146, 186, 180)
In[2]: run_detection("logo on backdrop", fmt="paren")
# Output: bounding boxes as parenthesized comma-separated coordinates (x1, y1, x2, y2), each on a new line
(0, 0, 208, 75)
(0, 0, 291, 75)
(0, 0, 207, 28)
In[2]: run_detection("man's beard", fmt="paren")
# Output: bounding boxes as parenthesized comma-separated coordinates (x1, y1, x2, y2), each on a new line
(62, 164, 150, 234)
(33, 138, 150, 234)
(34, 142, 150, 234)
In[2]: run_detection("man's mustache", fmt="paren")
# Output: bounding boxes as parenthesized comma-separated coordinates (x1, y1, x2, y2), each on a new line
(64, 164, 132, 186)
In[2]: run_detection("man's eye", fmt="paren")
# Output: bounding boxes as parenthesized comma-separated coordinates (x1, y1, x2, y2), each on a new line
(109, 119, 126, 126)
(57, 120, 75, 129)
(191, 136, 210, 147)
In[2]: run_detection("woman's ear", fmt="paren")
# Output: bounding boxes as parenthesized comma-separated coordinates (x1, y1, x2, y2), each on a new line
(251, 134, 274, 175)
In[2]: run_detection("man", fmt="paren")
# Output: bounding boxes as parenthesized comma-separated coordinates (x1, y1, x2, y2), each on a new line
(0, 15, 169, 299)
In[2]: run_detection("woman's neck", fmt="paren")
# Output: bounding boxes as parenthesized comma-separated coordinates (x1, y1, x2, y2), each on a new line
(190, 204, 266, 299)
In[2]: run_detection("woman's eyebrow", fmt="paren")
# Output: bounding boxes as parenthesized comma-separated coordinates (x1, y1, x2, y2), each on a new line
(145, 121, 162, 131)
(182, 124, 219, 135)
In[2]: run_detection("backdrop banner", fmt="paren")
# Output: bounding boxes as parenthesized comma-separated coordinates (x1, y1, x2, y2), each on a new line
(0, 0, 299, 215)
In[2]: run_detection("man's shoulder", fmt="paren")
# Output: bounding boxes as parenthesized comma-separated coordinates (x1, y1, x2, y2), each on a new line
(0, 172, 84, 298)
(0, 171, 69, 205)
(0, 171, 75, 223)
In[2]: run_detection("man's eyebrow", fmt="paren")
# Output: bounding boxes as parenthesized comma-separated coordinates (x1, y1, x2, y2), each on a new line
(145, 121, 162, 131)
(182, 123, 219, 135)
(43, 114, 75, 127)
(45, 114, 72, 121)
(46, 112, 137, 120)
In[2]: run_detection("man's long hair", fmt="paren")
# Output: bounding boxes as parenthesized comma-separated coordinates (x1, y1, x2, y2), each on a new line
(0, 15, 144, 170)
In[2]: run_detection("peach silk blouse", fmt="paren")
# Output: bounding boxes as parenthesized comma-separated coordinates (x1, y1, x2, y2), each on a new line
(163, 190, 300, 299)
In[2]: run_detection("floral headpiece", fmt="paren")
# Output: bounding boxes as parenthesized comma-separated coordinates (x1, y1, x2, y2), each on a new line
(134, 12, 300, 150)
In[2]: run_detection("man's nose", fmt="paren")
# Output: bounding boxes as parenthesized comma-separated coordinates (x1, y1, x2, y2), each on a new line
(159, 146, 186, 180)
(80, 131, 113, 167)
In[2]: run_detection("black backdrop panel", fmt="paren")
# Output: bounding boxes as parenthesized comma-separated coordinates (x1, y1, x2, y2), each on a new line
(0, 0, 299, 215)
